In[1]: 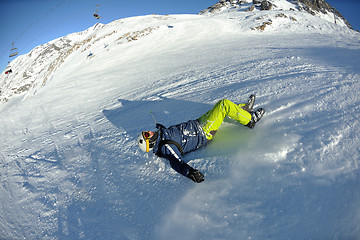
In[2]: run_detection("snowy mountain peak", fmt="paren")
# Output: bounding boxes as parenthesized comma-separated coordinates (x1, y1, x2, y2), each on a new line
(199, 0, 352, 29)
(0, 16, 171, 102)
(0, 2, 356, 103)
(0, 29, 97, 102)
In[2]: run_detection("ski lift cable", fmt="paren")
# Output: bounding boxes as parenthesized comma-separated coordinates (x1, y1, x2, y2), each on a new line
(28, 7, 90, 41)
(12, 1, 98, 58)
(2, 0, 108, 69)
(1, 0, 71, 62)
(14, 0, 71, 44)
(11, 0, 105, 48)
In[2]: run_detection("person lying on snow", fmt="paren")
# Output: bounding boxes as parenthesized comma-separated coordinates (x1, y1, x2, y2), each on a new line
(137, 95, 265, 183)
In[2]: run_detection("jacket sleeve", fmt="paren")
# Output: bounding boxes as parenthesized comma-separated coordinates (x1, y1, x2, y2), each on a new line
(159, 143, 193, 178)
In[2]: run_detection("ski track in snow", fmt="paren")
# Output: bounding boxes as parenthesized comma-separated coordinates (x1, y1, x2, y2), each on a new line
(1, 10, 360, 240)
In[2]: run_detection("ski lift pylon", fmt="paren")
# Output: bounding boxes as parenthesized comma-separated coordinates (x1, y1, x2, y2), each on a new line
(9, 42, 18, 58)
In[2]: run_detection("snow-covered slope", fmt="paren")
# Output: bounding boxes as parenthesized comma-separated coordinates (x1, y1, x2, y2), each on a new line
(1, 1, 360, 239)
(0, 0, 354, 102)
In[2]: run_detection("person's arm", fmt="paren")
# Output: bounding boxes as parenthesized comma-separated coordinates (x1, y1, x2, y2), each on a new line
(161, 144, 204, 183)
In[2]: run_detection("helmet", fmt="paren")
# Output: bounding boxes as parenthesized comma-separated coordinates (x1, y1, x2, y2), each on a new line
(137, 131, 158, 152)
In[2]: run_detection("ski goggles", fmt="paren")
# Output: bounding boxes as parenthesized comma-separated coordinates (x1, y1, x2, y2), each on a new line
(142, 131, 151, 152)
(142, 131, 151, 139)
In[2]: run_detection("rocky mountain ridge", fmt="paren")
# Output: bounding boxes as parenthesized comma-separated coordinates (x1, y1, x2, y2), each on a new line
(0, 19, 158, 102)
(200, 0, 352, 29)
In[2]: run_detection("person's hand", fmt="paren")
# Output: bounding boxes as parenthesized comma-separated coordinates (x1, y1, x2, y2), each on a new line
(188, 169, 204, 183)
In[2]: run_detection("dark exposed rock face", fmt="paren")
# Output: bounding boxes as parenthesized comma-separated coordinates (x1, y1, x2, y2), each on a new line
(298, 0, 352, 29)
(199, 0, 352, 29)
(199, 0, 243, 14)
(299, 0, 333, 14)
(260, 1, 273, 10)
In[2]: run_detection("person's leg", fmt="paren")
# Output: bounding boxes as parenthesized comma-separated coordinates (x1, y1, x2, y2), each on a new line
(198, 99, 252, 140)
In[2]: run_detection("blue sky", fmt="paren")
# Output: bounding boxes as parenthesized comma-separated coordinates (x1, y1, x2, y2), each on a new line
(0, 0, 359, 72)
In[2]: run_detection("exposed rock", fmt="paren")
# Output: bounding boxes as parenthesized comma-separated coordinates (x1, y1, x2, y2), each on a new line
(246, 5, 256, 11)
(298, 0, 352, 29)
(252, 19, 273, 31)
(199, 0, 352, 29)
(199, 0, 244, 14)
(260, 0, 273, 10)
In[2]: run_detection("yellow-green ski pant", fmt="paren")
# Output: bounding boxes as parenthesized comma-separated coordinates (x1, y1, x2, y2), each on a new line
(198, 99, 252, 140)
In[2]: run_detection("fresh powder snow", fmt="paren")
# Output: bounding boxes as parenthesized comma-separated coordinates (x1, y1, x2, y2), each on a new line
(0, 0, 359, 239)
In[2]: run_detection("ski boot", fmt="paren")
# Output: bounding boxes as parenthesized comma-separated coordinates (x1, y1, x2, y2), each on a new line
(246, 108, 265, 128)
(242, 94, 255, 112)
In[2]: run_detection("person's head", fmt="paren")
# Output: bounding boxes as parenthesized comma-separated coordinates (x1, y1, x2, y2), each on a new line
(137, 131, 158, 152)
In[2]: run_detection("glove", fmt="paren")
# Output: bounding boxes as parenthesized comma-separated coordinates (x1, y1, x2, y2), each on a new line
(188, 169, 205, 183)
